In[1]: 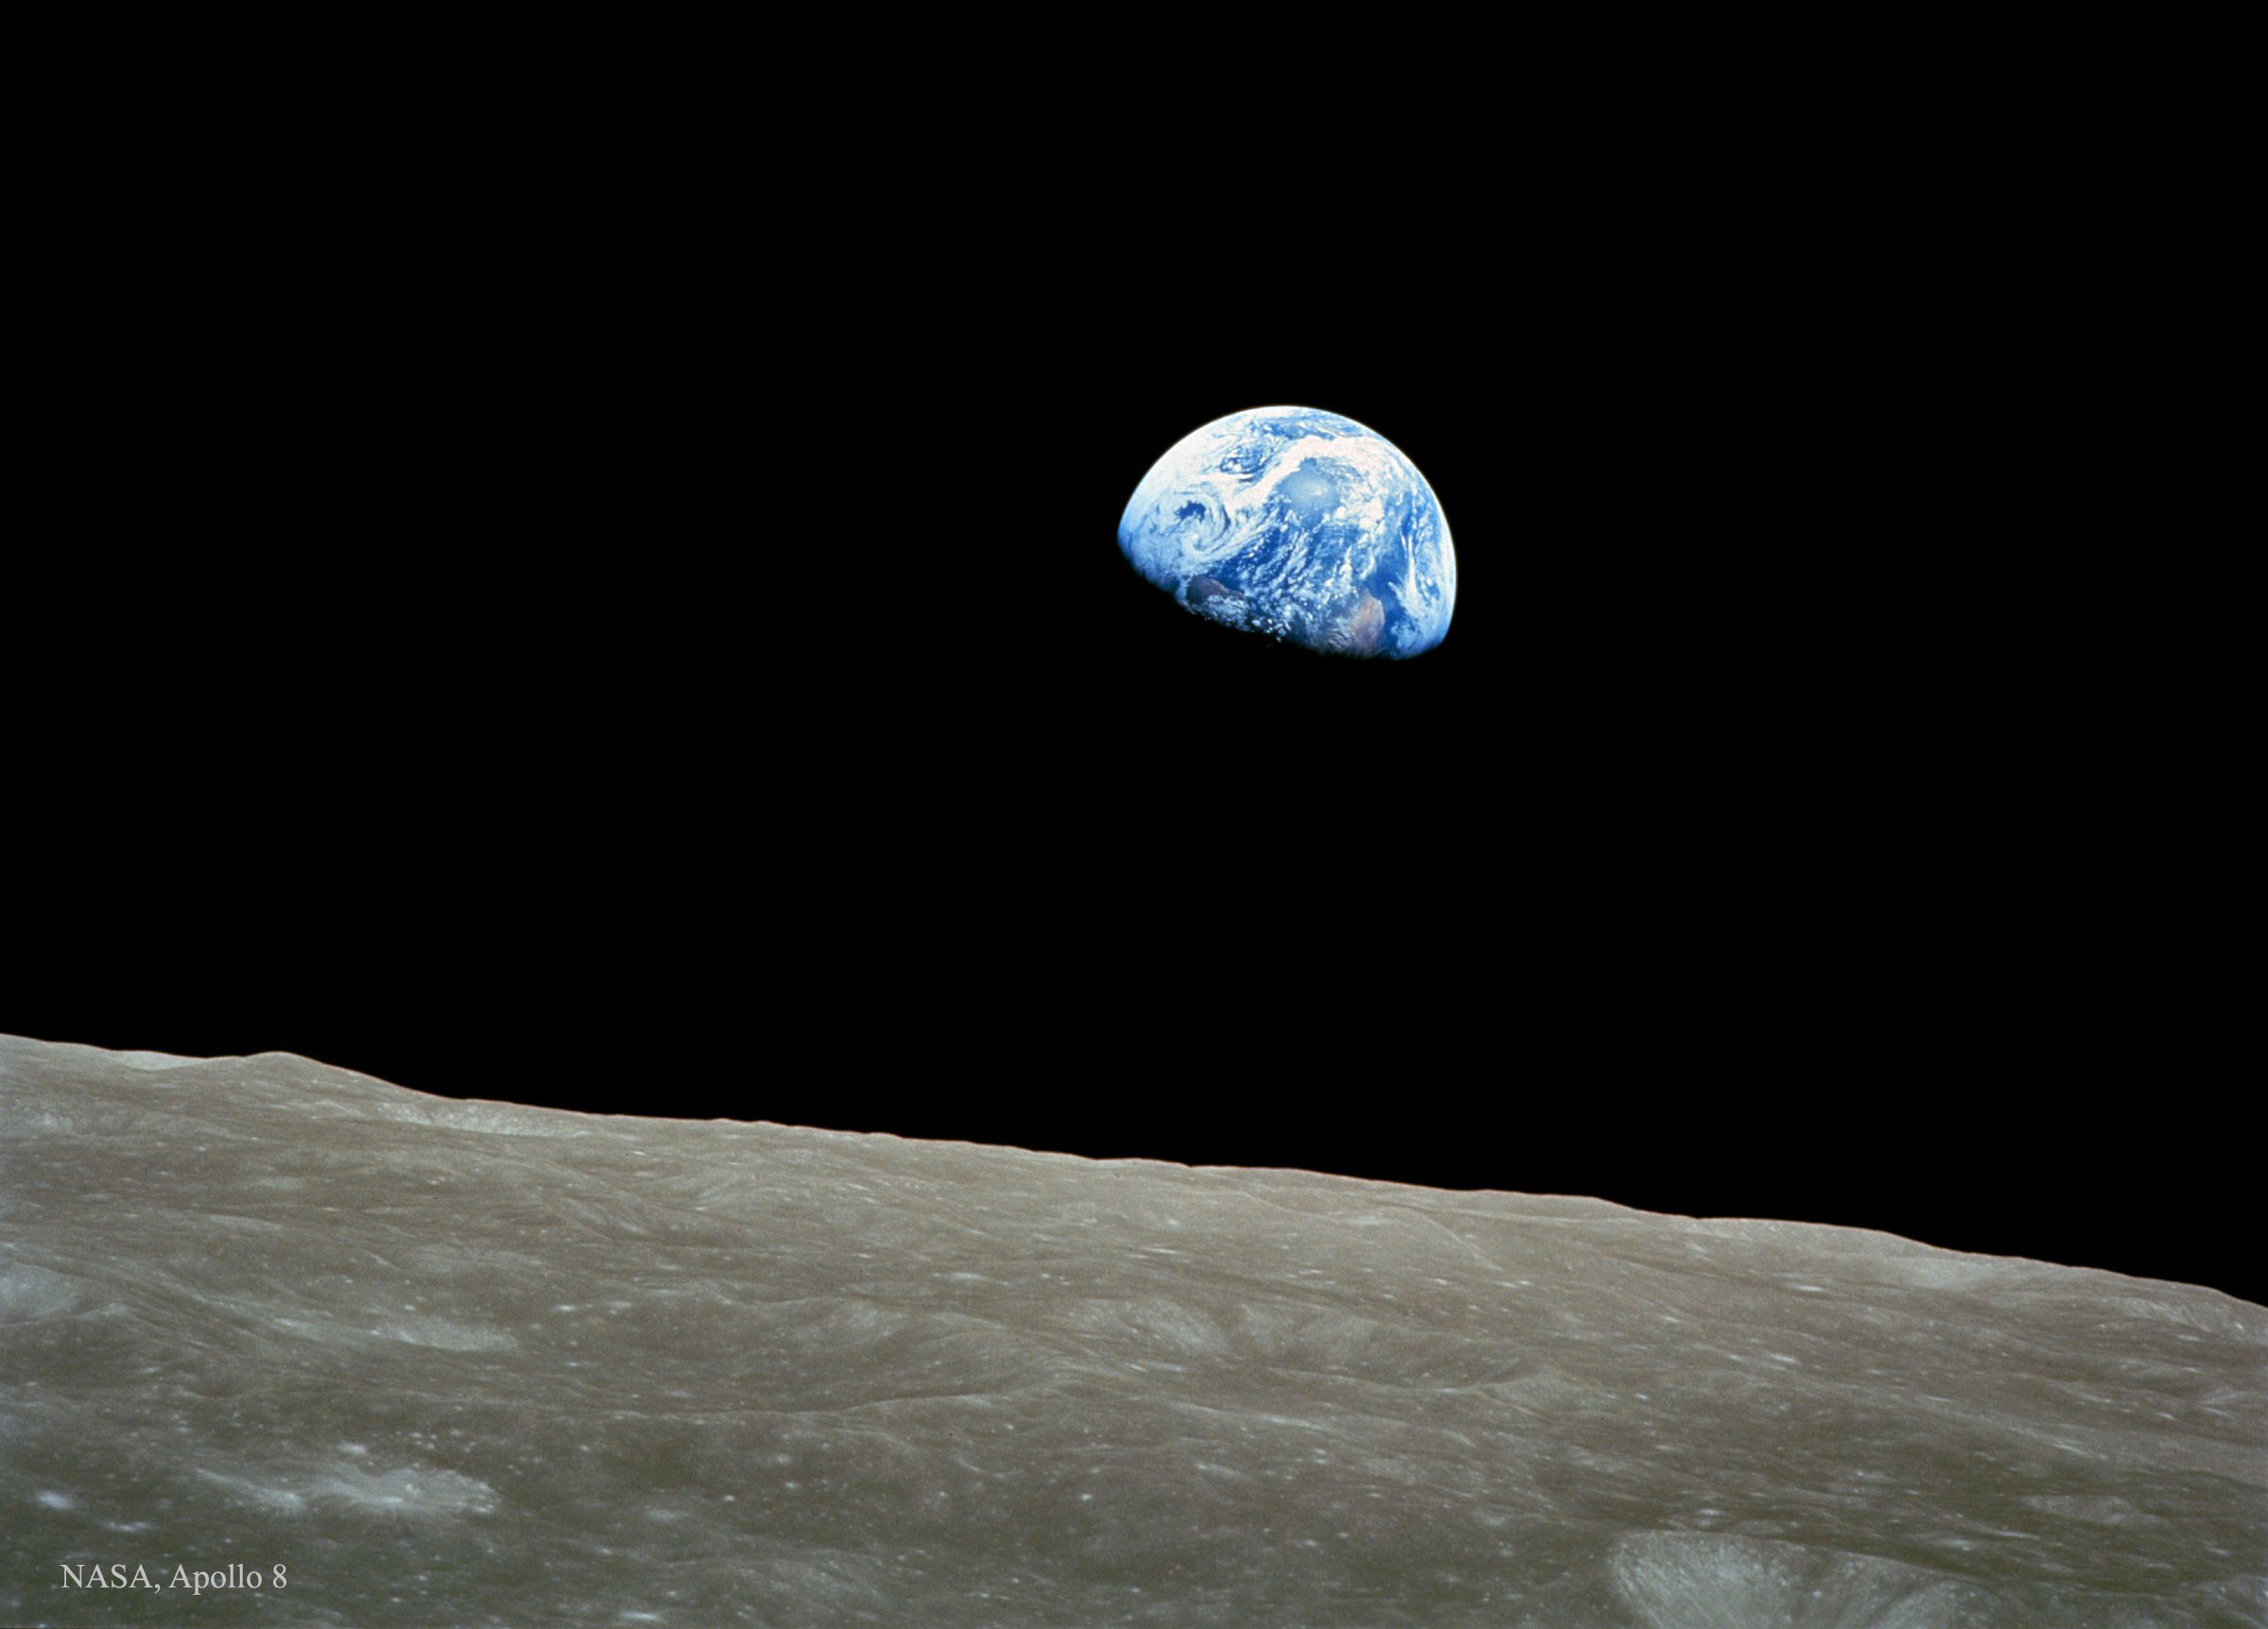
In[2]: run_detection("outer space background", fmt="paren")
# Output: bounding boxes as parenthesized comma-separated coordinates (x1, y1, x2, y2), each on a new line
(8, 68, 2246, 1307)
(2, 41, 2256, 1629)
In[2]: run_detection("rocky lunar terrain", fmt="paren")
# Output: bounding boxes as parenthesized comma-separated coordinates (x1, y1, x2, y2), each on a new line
(2, 1036, 2260, 1625)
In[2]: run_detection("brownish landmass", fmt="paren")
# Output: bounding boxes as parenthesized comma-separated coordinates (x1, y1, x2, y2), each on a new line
(1331, 592, 1384, 655)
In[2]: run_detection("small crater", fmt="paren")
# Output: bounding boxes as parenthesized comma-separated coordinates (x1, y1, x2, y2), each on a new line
(377, 1315, 517, 1352)
(0, 1264, 82, 1321)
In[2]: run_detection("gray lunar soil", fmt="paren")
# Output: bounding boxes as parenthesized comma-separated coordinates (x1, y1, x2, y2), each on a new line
(2, 1036, 2261, 1626)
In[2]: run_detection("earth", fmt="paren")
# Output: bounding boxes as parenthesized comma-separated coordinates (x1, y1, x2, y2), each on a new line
(1118, 406, 1455, 658)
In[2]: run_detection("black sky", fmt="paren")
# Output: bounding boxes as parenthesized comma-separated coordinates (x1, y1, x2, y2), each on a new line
(8, 95, 2245, 1308)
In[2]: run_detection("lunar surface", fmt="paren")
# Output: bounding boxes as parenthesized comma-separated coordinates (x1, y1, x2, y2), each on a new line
(3, 1036, 2261, 1626)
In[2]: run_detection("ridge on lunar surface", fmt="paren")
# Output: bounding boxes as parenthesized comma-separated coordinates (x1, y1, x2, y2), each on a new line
(3, 1036, 2262, 1627)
